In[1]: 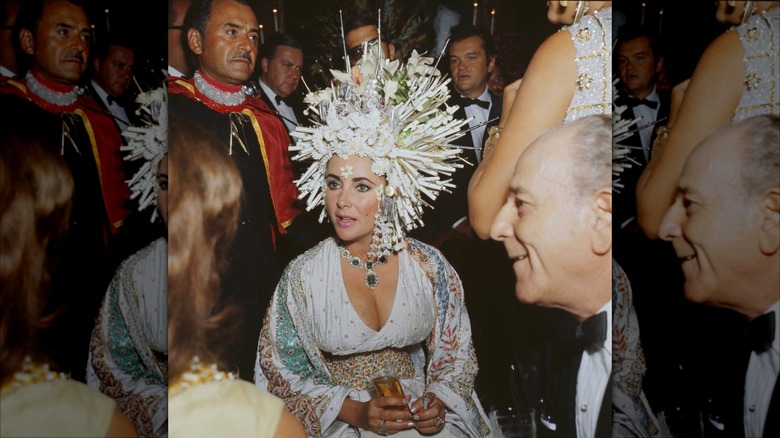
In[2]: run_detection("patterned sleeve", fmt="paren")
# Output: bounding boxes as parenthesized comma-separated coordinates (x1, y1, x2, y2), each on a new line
(612, 260, 660, 437)
(407, 240, 493, 438)
(85, 251, 167, 437)
(254, 258, 359, 437)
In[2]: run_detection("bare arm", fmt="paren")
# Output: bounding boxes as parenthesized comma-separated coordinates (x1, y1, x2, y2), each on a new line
(636, 31, 743, 238)
(105, 409, 138, 437)
(275, 408, 307, 438)
(468, 31, 575, 238)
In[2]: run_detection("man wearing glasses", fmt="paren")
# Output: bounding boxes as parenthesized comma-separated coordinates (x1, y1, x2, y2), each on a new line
(344, 13, 395, 67)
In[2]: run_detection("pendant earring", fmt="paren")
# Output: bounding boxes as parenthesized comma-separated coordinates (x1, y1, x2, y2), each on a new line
(741, 0, 756, 24)
(573, 0, 587, 24)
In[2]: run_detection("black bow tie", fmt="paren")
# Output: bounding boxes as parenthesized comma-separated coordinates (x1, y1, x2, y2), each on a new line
(626, 96, 658, 110)
(575, 311, 608, 351)
(274, 95, 286, 106)
(106, 95, 118, 106)
(459, 97, 489, 110)
(745, 311, 776, 352)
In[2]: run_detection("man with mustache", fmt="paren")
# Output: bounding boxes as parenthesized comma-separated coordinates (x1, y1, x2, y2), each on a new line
(659, 115, 779, 437)
(168, 0, 301, 383)
(0, 0, 131, 382)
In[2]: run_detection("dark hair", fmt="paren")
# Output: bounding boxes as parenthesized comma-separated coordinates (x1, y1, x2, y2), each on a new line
(14, 0, 89, 74)
(447, 25, 496, 61)
(616, 26, 662, 60)
(344, 12, 392, 44)
(167, 114, 242, 378)
(0, 129, 73, 381)
(92, 34, 135, 62)
(182, 0, 255, 72)
(259, 33, 303, 61)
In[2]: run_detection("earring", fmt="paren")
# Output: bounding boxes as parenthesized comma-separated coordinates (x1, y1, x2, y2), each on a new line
(573, 1, 588, 24)
(560, 0, 569, 7)
(727, 0, 737, 7)
(741, 0, 756, 24)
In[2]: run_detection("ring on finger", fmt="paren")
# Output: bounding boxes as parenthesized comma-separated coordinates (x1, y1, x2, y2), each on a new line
(378, 419, 388, 436)
(435, 417, 445, 428)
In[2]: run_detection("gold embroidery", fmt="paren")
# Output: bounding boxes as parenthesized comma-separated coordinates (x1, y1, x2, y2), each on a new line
(323, 348, 415, 390)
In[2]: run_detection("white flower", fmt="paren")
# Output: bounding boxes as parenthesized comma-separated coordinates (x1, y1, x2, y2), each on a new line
(383, 80, 399, 105)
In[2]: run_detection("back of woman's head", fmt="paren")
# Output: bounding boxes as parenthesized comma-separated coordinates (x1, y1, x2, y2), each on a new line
(167, 115, 243, 377)
(0, 130, 73, 380)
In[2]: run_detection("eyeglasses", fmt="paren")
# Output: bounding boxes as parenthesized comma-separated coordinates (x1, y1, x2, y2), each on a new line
(348, 37, 380, 63)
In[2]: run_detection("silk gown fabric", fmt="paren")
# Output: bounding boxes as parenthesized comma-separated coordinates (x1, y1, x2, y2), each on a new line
(255, 238, 494, 437)
(87, 238, 168, 437)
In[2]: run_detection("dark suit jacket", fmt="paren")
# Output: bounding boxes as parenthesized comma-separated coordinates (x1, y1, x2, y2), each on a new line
(258, 86, 305, 136)
(421, 91, 502, 239)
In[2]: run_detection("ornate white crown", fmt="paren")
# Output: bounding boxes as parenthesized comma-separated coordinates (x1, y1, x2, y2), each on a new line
(121, 86, 168, 222)
(290, 48, 469, 252)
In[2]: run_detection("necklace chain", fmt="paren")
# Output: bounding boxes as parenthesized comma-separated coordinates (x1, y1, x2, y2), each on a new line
(338, 246, 386, 290)
(1, 356, 68, 395)
(169, 356, 237, 395)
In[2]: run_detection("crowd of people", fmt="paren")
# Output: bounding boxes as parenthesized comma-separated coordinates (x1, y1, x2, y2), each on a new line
(0, 0, 777, 437)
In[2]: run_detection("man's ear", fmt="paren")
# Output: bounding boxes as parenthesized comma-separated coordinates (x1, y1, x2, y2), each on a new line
(187, 29, 203, 55)
(487, 55, 496, 73)
(388, 42, 396, 61)
(655, 55, 664, 75)
(260, 57, 269, 75)
(19, 28, 35, 55)
(759, 187, 780, 255)
(590, 188, 612, 255)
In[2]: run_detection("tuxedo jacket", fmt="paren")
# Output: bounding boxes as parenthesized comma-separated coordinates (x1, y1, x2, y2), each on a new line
(258, 87, 305, 137)
(614, 91, 670, 229)
(422, 91, 502, 238)
(538, 315, 611, 438)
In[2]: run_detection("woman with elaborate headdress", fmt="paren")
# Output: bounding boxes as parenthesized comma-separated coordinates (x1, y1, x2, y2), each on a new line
(636, 0, 780, 237)
(0, 129, 137, 437)
(468, 0, 613, 238)
(254, 46, 493, 437)
(86, 88, 169, 437)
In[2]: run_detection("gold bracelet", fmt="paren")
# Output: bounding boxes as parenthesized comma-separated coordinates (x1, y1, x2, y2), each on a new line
(483, 125, 504, 159)
(650, 125, 670, 159)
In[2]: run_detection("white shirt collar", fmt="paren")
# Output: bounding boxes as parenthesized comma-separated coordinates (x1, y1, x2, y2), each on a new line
(258, 79, 282, 107)
(91, 80, 112, 106)
(167, 65, 185, 78)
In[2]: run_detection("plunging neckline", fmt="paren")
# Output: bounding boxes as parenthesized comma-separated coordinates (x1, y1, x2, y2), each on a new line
(338, 250, 401, 334)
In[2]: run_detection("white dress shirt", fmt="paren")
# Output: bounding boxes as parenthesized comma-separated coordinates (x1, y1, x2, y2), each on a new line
(166, 65, 185, 78)
(258, 80, 299, 136)
(744, 300, 780, 438)
(91, 80, 129, 133)
(0, 64, 16, 78)
(628, 87, 660, 161)
(575, 300, 613, 438)
(462, 86, 491, 164)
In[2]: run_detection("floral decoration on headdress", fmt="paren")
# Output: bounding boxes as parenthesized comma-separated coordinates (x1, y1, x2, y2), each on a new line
(290, 48, 468, 255)
(121, 86, 168, 222)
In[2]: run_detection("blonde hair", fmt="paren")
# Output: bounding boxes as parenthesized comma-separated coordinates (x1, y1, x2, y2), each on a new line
(167, 115, 243, 378)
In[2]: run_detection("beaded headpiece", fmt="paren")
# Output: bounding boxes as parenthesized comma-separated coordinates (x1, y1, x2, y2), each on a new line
(290, 47, 468, 256)
(121, 86, 168, 222)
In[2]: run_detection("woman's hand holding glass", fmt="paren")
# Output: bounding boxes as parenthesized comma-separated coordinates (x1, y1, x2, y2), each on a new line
(359, 395, 414, 435)
(410, 392, 447, 433)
